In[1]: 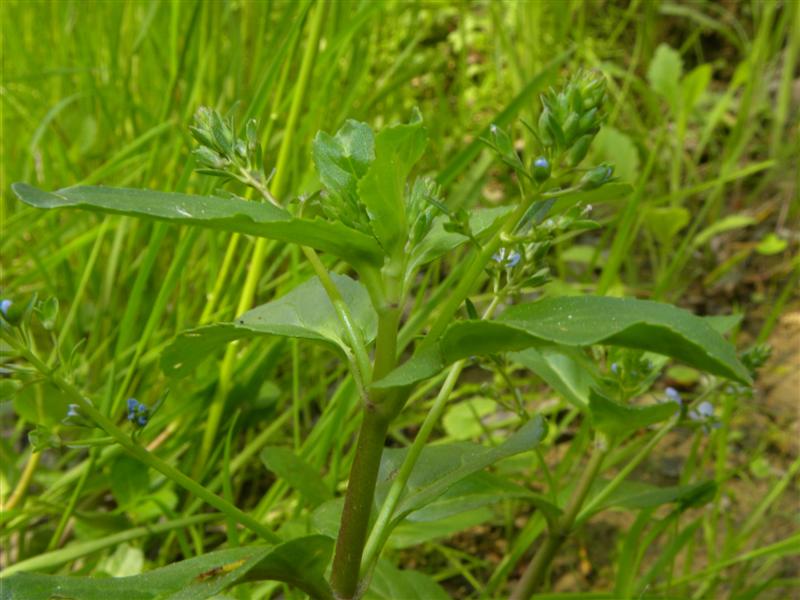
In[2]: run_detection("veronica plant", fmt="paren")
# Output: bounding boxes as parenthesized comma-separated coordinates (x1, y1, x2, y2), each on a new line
(4, 72, 752, 599)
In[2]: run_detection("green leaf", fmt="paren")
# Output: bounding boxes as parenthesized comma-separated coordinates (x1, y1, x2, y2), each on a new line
(692, 214, 756, 248)
(643, 206, 690, 245)
(511, 347, 598, 408)
(388, 508, 493, 549)
(407, 206, 511, 276)
(591, 479, 716, 513)
(376, 415, 547, 519)
(260, 446, 332, 508)
(755, 232, 787, 255)
(108, 456, 150, 508)
(647, 43, 683, 109)
(406, 471, 561, 529)
(365, 560, 449, 600)
(12, 183, 383, 268)
(13, 382, 70, 426)
(161, 273, 376, 378)
(313, 119, 375, 205)
(681, 64, 712, 112)
(358, 111, 427, 255)
(442, 398, 495, 440)
(547, 182, 634, 214)
(591, 127, 640, 183)
(588, 388, 679, 439)
(375, 295, 751, 389)
(2, 537, 335, 600)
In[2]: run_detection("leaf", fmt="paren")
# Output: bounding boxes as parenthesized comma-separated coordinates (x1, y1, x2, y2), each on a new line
(388, 508, 493, 549)
(375, 295, 751, 389)
(692, 214, 756, 248)
(548, 182, 635, 213)
(406, 471, 561, 529)
(442, 398, 495, 440)
(681, 64, 712, 112)
(161, 273, 376, 377)
(13, 382, 70, 426)
(12, 183, 383, 268)
(108, 456, 150, 508)
(647, 43, 683, 109)
(376, 415, 548, 519)
(590, 479, 716, 513)
(756, 232, 787, 255)
(2, 537, 335, 600)
(260, 446, 332, 508)
(511, 347, 599, 408)
(312, 119, 375, 205)
(358, 111, 427, 255)
(591, 127, 640, 183)
(365, 560, 449, 600)
(643, 206, 690, 245)
(588, 388, 679, 439)
(407, 206, 512, 275)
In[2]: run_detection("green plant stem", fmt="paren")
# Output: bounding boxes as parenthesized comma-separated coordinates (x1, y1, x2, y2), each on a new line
(330, 259, 403, 599)
(197, 0, 327, 472)
(361, 295, 502, 574)
(1, 450, 40, 511)
(330, 408, 391, 599)
(511, 438, 608, 599)
(3, 331, 280, 544)
(421, 193, 535, 349)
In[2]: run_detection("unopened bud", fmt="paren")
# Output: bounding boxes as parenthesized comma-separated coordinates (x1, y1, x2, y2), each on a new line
(531, 157, 551, 182)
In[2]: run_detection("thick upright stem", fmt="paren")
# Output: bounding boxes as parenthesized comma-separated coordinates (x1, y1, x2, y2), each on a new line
(331, 289, 401, 598)
(330, 408, 391, 599)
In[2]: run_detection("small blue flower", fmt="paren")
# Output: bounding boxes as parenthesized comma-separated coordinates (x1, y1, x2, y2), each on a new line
(66, 404, 80, 418)
(126, 397, 150, 427)
(697, 401, 714, 418)
(493, 247, 521, 269)
(0, 299, 11, 316)
(610, 362, 619, 375)
(665, 387, 682, 404)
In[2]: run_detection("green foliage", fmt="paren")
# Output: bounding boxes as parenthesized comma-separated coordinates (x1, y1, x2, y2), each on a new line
(11, 183, 384, 268)
(588, 389, 678, 440)
(161, 273, 376, 377)
(260, 446, 332, 508)
(376, 295, 750, 389)
(2, 538, 335, 600)
(647, 44, 683, 110)
(2, 2, 795, 599)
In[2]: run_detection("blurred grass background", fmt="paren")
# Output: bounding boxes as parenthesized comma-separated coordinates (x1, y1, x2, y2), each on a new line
(1, 0, 798, 597)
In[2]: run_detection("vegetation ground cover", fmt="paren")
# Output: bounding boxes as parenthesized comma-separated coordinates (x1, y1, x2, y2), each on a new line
(1, 1, 797, 599)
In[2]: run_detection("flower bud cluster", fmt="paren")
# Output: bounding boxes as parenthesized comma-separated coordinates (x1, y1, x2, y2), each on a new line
(484, 72, 614, 192)
(537, 71, 606, 167)
(190, 107, 275, 204)
(407, 177, 444, 247)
